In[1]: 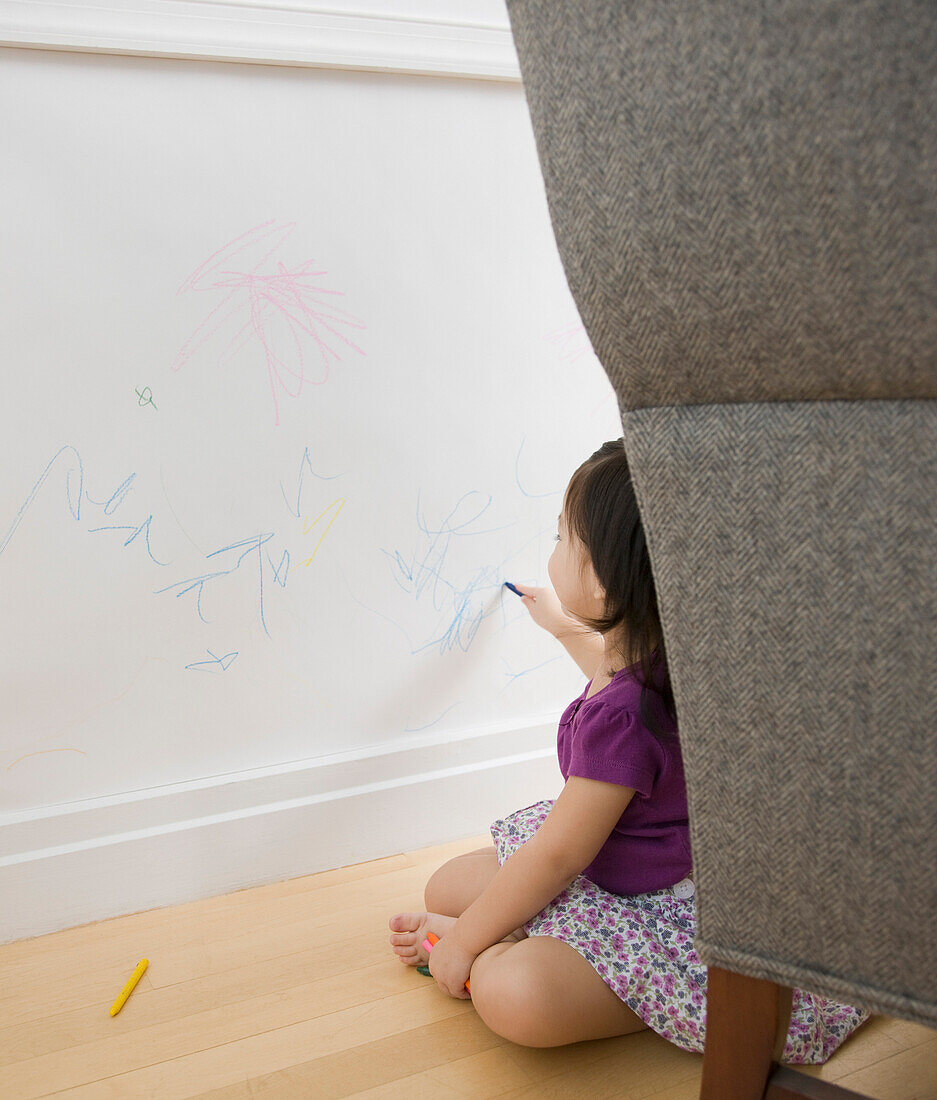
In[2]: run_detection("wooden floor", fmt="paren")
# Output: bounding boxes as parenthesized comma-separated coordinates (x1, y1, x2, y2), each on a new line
(1, 835, 935, 1099)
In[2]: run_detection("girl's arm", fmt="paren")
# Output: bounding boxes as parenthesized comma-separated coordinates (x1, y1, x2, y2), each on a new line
(511, 583, 605, 678)
(450, 775, 637, 957)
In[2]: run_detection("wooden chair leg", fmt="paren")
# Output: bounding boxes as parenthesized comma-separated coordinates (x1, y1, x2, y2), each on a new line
(699, 966, 789, 1100)
(699, 966, 872, 1100)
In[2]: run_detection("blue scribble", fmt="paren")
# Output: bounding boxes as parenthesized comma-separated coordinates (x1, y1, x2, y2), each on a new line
(515, 436, 562, 499)
(2, 443, 303, 653)
(156, 532, 277, 636)
(86, 472, 136, 515)
(381, 494, 483, 606)
(88, 514, 171, 567)
(499, 655, 563, 693)
(186, 648, 239, 672)
(411, 565, 502, 655)
(0, 448, 173, 567)
(267, 547, 290, 586)
(0, 444, 83, 557)
(380, 491, 516, 656)
(416, 491, 514, 540)
(404, 702, 459, 732)
(280, 446, 345, 518)
(154, 566, 231, 624)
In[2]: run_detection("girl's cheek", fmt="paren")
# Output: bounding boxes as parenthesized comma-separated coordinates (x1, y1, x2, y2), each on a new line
(546, 554, 559, 593)
(548, 556, 569, 606)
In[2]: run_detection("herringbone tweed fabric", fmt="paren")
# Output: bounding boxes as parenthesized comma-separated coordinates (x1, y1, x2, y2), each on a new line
(624, 401, 937, 1025)
(504, 0, 937, 1026)
(505, 0, 937, 409)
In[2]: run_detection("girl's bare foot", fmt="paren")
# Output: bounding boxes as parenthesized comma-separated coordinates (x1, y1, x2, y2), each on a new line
(388, 912, 458, 966)
(388, 911, 528, 966)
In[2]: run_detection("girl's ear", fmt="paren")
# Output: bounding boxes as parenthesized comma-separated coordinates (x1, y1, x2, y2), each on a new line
(583, 558, 605, 603)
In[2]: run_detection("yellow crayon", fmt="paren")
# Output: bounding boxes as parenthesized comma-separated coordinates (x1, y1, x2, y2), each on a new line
(109, 958, 148, 1016)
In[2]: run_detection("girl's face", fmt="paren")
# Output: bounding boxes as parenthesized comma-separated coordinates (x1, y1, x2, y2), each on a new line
(548, 505, 606, 624)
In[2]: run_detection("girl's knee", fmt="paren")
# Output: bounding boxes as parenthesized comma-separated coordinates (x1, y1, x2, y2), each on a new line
(469, 944, 550, 1047)
(470, 935, 645, 1048)
(422, 863, 448, 911)
(424, 848, 499, 914)
(423, 853, 468, 911)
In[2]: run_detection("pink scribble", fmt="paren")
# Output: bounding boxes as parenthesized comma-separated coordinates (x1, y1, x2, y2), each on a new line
(544, 322, 595, 366)
(172, 220, 366, 425)
(544, 323, 615, 417)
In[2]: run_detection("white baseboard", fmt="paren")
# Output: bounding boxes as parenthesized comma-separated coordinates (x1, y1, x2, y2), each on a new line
(0, 718, 561, 944)
(0, 1, 522, 81)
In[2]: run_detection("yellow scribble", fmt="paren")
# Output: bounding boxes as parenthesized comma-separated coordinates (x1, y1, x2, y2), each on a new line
(7, 747, 87, 771)
(291, 498, 345, 572)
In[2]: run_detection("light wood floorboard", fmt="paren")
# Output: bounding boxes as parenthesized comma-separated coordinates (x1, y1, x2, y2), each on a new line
(1, 835, 934, 1098)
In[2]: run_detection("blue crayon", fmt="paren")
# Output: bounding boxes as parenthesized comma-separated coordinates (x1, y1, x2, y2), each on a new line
(504, 582, 524, 598)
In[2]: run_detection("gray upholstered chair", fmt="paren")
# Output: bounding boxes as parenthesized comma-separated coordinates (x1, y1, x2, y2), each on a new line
(503, 2, 937, 1097)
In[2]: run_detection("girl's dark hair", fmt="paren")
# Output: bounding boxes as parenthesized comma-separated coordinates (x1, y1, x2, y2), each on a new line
(564, 438, 677, 742)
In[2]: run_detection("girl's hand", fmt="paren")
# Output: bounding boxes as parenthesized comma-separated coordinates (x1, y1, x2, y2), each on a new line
(510, 583, 581, 639)
(427, 933, 475, 1000)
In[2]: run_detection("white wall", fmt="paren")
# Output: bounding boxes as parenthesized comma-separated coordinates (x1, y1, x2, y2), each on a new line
(0, 5, 621, 942)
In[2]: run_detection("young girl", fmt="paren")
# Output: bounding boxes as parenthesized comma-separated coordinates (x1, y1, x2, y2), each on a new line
(389, 439, 870, 1061)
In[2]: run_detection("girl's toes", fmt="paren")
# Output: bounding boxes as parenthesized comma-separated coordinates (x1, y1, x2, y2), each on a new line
(388, 912, 431, 967)
(391, 940, 420, 966)
(389, 912, 425, 934)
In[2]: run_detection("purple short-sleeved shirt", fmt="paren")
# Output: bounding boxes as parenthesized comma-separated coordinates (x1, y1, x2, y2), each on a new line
(557, 662, 692, 895)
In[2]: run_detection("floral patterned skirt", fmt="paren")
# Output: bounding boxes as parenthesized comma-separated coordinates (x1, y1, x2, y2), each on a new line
(490, 799, 872, 1065)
